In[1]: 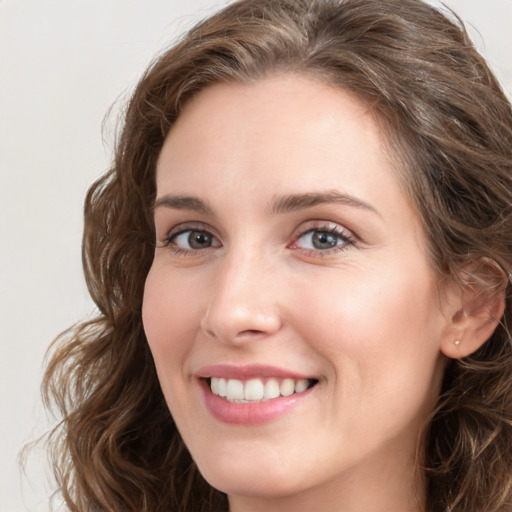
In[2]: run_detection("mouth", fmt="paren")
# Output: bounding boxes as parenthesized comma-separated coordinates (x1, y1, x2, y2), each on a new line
(196, 364, 319, 424)
(206, 376, 318, 403)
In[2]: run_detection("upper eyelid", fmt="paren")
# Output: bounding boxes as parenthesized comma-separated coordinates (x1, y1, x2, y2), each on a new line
(156, 222, 219, 249)
(157, 219, 356, 247)
(158, 228, 221, 253)
(297, 228, 353, 242)
(162, 221, 216, 238)
(162, 219, 351, 235)
(292, 220, 354, 237)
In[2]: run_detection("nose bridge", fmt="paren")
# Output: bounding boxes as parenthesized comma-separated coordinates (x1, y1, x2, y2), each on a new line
(201, 241, 282, 344)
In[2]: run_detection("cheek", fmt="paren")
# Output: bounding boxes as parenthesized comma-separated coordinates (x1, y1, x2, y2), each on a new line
(141, 264, 204, 390)
(143, 261, 204, 331)
(294, 261, 446, 407)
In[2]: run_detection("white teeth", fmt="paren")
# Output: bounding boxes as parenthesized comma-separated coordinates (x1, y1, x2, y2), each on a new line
(244, 379, 264, 400)
(209, 377, 313, 402)
(295, 379, 309, 393)
(217, 378, 227, 397)
(226, 379, 244, 401)
(280, 378, 295, 396)
(264, 378, 280, 399)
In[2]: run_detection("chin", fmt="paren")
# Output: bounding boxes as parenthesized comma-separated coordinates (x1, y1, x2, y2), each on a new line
(196, 453, 308, 499)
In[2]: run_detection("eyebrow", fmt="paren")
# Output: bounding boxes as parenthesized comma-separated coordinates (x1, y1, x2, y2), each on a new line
(153, 195, 214, 215)
(267, 190, 379, 216)
(152, 190, 379, 217)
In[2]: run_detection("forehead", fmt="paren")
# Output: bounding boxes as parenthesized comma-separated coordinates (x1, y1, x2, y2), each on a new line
(155, 74, 415, 225)
(159, 76, 384, 173)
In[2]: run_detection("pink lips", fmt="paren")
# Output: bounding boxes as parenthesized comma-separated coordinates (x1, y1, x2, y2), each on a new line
(196, 364, 316, 425)
(196, 364, 313, 381)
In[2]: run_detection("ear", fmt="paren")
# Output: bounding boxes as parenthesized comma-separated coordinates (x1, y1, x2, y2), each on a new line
(440, 258, 507, 359)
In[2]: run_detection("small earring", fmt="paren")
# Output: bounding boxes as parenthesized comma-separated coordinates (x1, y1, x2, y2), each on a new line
(454, 339, 461, 346)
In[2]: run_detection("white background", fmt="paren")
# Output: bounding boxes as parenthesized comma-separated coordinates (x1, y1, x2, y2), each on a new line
(1, 1, 511, 511)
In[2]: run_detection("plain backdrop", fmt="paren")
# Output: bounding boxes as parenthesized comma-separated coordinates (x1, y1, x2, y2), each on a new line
(1, 1, 511, 511)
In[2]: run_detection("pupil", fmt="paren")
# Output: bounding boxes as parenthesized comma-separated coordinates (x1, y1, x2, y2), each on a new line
(189, 231, 211, 249)
(313, 231, 336, 249)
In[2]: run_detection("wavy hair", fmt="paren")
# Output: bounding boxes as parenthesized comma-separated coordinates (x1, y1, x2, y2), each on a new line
(42, 0, 512, 511)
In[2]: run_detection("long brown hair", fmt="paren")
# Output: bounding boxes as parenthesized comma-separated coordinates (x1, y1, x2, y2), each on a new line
(43, 1, 512, 511)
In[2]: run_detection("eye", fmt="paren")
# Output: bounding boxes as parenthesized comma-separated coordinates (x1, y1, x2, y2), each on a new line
(163, 228, 221, 252)
(291, 224, 354, 254)
(300, 231, 341, 250)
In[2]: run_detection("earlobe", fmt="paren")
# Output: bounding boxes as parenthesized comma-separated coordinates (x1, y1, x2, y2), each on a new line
(440, 259, 507, 359)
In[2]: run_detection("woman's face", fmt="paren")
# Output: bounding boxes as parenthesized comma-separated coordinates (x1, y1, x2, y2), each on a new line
(143, 75, 453, 510)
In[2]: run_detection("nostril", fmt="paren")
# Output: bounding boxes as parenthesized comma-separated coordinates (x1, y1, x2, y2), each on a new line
(200, 302, 283, 345)
(232, 329, 271, 342)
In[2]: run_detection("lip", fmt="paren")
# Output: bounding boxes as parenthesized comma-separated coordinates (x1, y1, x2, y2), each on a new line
(195, 364, 313, 380)
(195, 364, 317, 425)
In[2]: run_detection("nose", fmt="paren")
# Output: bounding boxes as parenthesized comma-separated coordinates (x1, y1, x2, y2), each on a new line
(200, 249, 283, 345)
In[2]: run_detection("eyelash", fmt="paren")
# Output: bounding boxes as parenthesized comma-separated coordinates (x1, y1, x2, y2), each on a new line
(159, 222, 355, 257)
(160, 223, 218, 256)
(290, 223, 355, 256)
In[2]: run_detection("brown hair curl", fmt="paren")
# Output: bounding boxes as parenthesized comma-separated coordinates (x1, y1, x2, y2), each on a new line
(43, 1, 512, 511)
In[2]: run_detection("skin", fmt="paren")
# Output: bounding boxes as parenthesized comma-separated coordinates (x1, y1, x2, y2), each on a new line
(142, 74, 458, 512)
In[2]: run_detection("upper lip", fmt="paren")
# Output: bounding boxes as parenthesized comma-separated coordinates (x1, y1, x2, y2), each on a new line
(195, 364, 315, 380)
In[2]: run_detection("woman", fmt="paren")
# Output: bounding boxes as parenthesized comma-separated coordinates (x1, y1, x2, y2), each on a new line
(43, 0, 512, 511)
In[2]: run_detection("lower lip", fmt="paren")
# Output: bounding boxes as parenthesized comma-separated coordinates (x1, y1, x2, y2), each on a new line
(199, 379, 314, 425)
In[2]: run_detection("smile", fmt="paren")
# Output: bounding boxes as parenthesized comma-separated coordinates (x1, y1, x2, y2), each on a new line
(209, 377, 316, 403)
(196, 365, 319, 425)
